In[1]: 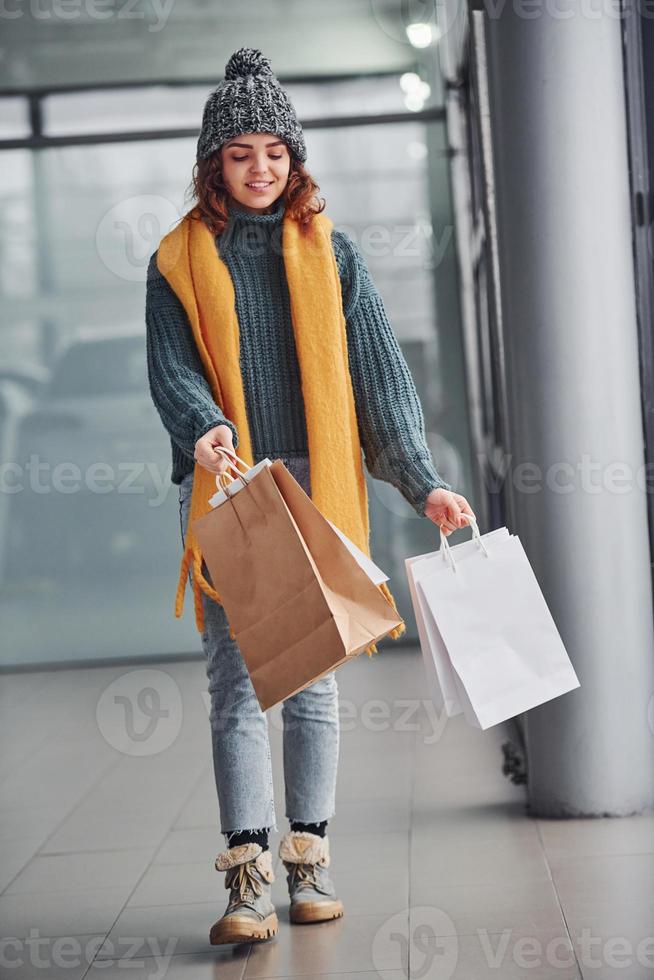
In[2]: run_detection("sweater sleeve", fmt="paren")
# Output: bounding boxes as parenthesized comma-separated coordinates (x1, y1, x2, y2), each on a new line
(145, 251, 239, 460)
(332, 229, 453, 517)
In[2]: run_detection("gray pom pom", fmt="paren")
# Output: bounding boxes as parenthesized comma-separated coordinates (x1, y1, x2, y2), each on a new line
(225, 47, 273, 81)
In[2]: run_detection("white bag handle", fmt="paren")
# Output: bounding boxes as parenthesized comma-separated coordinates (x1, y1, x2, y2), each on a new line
(212, 446, 256, 499)
(439, 512, 490, 573)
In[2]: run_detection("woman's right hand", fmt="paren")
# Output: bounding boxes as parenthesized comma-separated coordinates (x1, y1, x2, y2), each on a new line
(194, 424, 237, 476)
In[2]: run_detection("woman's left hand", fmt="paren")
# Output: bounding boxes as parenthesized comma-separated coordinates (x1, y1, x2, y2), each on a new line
(424, 487, 476, 536)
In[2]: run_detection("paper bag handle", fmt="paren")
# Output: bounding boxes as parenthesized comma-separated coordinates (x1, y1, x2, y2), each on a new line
(212, 446, 252, 475)
(209, 448, 269, 538)
(212, 447, 255, 498)
(439, 513, 490, 573)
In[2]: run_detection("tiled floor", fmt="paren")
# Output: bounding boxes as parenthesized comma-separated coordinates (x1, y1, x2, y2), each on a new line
(1, 647, 653, 979)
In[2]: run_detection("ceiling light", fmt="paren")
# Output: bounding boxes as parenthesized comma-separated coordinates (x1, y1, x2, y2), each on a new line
(400, 72, 422, 93)
(406, 22, 436, 47)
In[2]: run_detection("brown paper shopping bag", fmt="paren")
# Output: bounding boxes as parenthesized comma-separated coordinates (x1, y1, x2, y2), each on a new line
(191, 452, 403, 711)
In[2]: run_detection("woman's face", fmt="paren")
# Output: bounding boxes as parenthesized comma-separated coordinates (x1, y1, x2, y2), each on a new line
(221, 132, 291, 214)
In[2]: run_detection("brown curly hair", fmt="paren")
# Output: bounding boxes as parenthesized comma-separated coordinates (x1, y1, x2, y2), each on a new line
(184, 146, 325, 237)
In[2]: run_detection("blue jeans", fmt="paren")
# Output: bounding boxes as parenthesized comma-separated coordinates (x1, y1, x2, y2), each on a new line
(178, 454, 339, 838)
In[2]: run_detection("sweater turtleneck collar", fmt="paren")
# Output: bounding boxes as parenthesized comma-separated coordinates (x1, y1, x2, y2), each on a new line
(217, 194, 286, 254)
(227, 194, 285, 225)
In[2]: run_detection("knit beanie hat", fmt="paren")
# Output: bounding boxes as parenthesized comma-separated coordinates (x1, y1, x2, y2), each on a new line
(196, 47, 307, 164)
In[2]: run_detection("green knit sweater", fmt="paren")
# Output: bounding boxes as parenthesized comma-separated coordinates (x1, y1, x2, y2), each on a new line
(145, 196, 451, 516)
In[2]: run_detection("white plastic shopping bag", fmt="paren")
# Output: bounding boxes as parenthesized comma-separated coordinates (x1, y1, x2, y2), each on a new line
(406, 516, 580, 730)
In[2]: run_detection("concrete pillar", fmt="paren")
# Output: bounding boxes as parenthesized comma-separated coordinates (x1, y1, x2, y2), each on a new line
(484, 5, 654, 814)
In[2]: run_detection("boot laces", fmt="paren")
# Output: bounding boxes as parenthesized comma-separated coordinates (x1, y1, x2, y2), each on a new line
(290, 862, 320, 891)
(225, 860, 264, 909)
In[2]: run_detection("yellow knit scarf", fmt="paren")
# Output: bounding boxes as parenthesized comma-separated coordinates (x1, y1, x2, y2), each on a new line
(156, 203, 406, 656)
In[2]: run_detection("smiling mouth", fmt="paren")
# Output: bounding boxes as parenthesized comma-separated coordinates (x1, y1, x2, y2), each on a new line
(246, 181, 273, 188)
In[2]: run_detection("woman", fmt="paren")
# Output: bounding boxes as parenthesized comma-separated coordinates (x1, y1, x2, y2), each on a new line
(145, 47, 475, 946)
